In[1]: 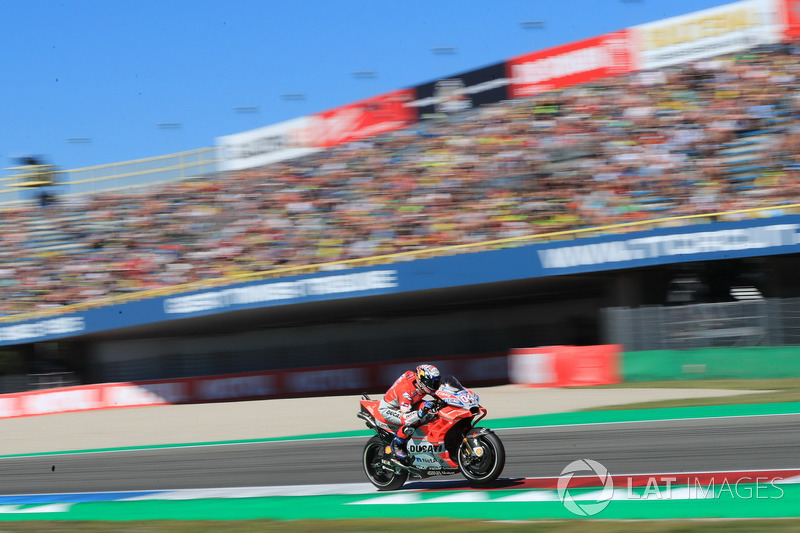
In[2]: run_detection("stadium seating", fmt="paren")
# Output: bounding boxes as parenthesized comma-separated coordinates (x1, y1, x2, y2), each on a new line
(2, 43, 800, 316)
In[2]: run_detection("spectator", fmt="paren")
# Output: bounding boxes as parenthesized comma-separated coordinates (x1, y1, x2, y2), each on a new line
(2, 44, 800, 315)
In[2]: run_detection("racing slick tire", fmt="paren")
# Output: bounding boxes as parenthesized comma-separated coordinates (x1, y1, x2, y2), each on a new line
(457, 430, 505, 485)
(362, 435, 409, 491)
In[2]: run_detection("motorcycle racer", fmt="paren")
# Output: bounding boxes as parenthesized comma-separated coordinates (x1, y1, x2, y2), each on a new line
(379, 364, 442, 463)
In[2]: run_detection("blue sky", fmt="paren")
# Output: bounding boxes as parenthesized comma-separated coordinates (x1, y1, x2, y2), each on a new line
(1, 0, 735, 173)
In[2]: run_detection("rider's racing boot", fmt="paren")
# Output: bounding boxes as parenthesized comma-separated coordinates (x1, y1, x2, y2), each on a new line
(390, 436, 410, 464)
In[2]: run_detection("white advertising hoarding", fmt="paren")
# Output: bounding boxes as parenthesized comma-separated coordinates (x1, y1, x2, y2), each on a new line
(216, 116, 321, 172)
(633, 0, 783, 70)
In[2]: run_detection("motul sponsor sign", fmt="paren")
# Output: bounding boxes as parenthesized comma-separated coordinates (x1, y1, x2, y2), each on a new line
(308, 89, 416, 148)
(507, 30, 634, 98)
(284, 367, 369, 394)
(633, 0, 781, 70)
(195, 374, 278, 401)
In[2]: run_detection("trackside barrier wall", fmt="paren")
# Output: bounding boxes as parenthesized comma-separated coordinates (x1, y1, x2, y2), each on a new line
(0, 352, 508, 420)
(509, 345, 622, 387)
(3, 345, 797, 418)
(623, 346, 800, 382)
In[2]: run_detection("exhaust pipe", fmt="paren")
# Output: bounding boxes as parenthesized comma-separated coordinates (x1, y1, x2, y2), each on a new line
(357, 411, 380, 432)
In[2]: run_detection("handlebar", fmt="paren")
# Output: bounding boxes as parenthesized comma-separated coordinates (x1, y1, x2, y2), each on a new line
(429, 397, 446, 412)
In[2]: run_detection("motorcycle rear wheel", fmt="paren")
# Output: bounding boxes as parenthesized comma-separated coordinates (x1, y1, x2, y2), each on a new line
(457, 430, 505, 485)
(362, 435, 409, 491)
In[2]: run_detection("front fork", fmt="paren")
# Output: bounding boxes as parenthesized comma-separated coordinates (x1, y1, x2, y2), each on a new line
(460, 427, 491, 465)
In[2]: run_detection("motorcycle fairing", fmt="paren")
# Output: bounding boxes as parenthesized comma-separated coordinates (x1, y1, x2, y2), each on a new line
(360, 399, 460, 471)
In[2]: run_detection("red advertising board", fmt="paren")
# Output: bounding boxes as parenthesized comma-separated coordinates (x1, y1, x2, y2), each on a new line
(309, 89, 417, 148)
(779, 0, 800, 39)
(509, 345, 621, 387)
(0, 352, 509, 419)
(506, 30, 635, 98)
(552, 344, 621, 387)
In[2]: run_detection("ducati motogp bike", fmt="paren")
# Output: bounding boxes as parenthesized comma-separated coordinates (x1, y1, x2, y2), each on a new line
(357, 375, 505, 490)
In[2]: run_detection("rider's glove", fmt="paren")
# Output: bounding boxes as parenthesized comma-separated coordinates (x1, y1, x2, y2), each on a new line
(417, 401, 436, 423)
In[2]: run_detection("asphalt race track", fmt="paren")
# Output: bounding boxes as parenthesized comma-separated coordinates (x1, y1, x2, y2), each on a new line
(0, 414, 797, 495)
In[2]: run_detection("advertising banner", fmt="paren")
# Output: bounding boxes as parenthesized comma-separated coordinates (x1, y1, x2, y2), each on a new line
(508, 346, 559, 386)
(216, 116, 320, 172)
(551, 345, 621, 387)
(509, 345, 621, 387)
(632, 0, 782, 71)
(506, 30, 635, 99)
(308, 89, 417, 148)
(534, 218, 800, 274)
(778, 0, 800, 39)
(0, 352, 509, 419)
(161, 269, 400, 315)
(409, 62, 510, 119)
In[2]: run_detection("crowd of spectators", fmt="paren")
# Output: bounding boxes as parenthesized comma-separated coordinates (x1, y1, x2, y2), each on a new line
(3, 42, 800, 316)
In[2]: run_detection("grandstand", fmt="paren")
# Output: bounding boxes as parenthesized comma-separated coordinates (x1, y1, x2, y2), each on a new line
(2, 41, 800, 319)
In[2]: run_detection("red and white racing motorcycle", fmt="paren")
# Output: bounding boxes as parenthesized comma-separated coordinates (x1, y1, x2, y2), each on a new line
(357, 375, 505, 490)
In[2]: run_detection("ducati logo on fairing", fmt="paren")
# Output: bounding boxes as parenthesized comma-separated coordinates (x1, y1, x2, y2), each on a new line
(408, 444, 444, 453)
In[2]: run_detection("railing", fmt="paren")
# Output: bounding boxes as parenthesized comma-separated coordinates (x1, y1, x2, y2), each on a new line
(0, 147, 220, 204)
(602, 298, 800, 352)
(2, 202, 799, 324)
(65, 148, 219, 194)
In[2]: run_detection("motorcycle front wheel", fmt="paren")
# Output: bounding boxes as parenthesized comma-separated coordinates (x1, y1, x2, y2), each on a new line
(362, 435, 409, 491)
(457, 430, 505, 485)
